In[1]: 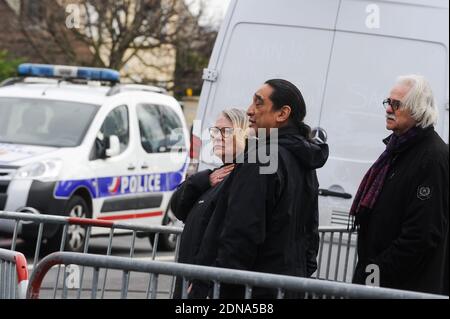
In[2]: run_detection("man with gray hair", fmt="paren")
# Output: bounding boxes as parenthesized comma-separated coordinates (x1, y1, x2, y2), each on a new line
(351, 75, 448, 295)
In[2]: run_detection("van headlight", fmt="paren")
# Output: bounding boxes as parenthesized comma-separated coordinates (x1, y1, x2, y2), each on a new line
(14, 159, 63, 181)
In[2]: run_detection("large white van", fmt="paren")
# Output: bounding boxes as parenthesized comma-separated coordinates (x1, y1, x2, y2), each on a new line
(190, 0, 449, 226)
(0, 64, 189, 251)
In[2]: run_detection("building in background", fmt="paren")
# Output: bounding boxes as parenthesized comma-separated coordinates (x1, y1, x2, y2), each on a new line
(0, 0, 217, 94)
(0, 0, 93, 65)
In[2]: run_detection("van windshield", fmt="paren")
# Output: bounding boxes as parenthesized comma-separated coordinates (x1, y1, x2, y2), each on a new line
(0, 97, 99, 147)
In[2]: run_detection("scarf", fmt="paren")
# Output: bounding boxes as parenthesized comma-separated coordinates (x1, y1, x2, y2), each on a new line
(350, 126, 422, 217)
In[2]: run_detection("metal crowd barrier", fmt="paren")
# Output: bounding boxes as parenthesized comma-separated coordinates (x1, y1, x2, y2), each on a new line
(0, 212, 357, 281)
(0, 248, 29, 299)
(0, 211, 183, 262)
(1, 211, 359, 299)
(314, 226, 358, 282)
(0, 211, 183, 298)
(27, 252, 447, 299)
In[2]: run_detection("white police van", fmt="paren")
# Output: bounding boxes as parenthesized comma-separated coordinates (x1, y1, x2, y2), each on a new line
(192, 0, 449, 226)
(0, 64, 189, 252)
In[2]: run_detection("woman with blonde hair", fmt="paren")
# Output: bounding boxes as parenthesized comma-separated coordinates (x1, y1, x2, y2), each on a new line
(171, 108, 249, 298)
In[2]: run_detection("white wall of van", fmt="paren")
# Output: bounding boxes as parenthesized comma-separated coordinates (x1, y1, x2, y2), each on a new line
(194, 0, 449, 226)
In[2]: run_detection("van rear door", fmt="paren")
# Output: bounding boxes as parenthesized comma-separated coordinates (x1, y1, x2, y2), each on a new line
(196, 0, 340, 168)
(317, 0, 449, 225)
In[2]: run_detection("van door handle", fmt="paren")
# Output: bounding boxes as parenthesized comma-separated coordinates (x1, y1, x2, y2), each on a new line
(127, 165, 136, 171)
(318, 189, 352, 199)
(141, 164, 149, 169)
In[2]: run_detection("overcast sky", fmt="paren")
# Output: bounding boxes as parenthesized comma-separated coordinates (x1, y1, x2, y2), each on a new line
(205, 0, 231, 19)
(188, 0, 231, 28)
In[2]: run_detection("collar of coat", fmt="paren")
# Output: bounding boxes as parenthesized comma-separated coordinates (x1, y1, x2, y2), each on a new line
(382, 125, 435, 154)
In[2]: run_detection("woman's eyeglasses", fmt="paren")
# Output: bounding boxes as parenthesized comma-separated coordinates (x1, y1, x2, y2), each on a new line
(209, 127, 235, 138)
(383, 98, 402, 111)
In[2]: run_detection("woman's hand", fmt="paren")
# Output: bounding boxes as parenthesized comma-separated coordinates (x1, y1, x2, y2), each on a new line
(209, 164, 235, 187)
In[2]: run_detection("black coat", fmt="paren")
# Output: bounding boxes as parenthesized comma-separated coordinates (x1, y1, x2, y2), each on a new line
(171, 168, 226, 265)
(170, 167, 230, 298)
(353, 127, 449, 295)
(171, 125, 329, 298)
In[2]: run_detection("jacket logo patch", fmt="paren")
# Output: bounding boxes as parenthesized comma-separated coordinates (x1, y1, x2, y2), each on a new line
(417, 186, 432, 200)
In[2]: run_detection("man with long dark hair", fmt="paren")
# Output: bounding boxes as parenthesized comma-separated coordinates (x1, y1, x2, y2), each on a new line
(189, 79, 329, 298)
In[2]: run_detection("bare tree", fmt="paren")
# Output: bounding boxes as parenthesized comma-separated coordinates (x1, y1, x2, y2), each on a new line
(174, 23, 217, 96)
(18, 0, 205, 66)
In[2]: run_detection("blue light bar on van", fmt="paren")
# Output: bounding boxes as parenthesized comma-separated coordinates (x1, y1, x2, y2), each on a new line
(17, 63, 120, 83)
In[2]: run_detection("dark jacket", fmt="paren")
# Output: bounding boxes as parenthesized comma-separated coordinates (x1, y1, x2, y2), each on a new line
(170, 166, 231, 298)
(353, 127, 449, 295)
(171, 168, 227, 264)
(172, 125, 329, 298)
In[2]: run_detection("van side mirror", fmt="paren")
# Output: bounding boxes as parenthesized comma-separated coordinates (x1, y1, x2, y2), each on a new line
(105, 135, 121, 157)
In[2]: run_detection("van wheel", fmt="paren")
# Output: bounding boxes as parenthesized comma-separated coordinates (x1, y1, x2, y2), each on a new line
(46, 196, 90, 253)
(149, 208, 180, 252)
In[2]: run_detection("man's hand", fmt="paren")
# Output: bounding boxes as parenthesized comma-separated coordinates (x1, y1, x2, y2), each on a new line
(209, 164, 235, 187)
